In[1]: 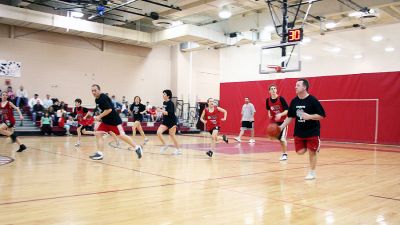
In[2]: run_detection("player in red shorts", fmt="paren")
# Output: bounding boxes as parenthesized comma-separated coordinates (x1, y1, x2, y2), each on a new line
(266, 84, 289, 161)
(200, 98, 228, 158)
(73, 98, 119, 148)
(89, 84, 143, 160)
(279, 79, 326, 180)
(0, 92, 27, 152)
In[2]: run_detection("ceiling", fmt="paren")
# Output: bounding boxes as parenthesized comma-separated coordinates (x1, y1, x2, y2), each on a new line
(0, 0, 399, 46)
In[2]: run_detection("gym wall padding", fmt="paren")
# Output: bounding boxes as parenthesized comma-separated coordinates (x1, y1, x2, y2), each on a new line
(219, 71, 400, 145)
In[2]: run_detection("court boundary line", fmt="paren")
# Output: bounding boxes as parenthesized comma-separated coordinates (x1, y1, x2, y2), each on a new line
(0, 155, 14, 166)
(0, 182, 181, 206)
(29, 147, 187, 182)
(369, 195, 400, 202)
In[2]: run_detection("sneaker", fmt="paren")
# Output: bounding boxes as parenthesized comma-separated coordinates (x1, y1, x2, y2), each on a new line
(173, 149, 182, 155)
(89, 152, 103, 160)
(305, 171, 316, 180)
(135, 145, 143, 159)
(75, 142, 80, 147)
(144, 138, 149, 145)
(249, 139, 255, 143)
(222, 135, 229, 144)
(16, 144, 27, 152)
(279, 153, 288, 161)
(160, 145, 169, 153)
(234, 137, 241, 143)
(206, 150, 213, 158)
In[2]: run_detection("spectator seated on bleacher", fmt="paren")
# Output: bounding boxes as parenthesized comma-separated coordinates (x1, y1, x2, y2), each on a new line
(111, 95, 122, 110)
(16, 85, 28, 108)
(32, 100, 44, 124)
(49, 99, 61, 125)
(121, 102, 129, 117)
(29, 94, 43, 112)
(40, 112, 52, 135)
(7, 86, 15, 103)
(43, 94, 53, 110)
(147, 106, 157, 122)
(64, 115, 78, 135)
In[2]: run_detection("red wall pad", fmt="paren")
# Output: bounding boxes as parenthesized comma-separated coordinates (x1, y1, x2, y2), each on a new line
(220, 71, 400, 145)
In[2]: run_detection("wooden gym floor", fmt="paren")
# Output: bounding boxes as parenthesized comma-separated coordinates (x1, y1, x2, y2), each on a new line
(0, 135, 399, 224)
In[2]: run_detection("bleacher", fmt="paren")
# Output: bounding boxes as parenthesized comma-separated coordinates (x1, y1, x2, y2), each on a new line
(15, 106, 197, 136)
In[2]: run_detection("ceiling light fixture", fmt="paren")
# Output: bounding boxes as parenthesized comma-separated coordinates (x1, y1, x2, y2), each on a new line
(371, 35, 383, 42)
(219, 5, 232, 19)
(385, 47, 395, 52)
(325, 22, 336, 29)
(70, 11, 84, 18)
(302, 37, 311, 43)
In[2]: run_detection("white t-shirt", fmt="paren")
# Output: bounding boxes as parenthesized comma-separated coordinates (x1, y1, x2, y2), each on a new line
(29, 98, 43, 108)
(43, 99, 53, 109)
(241, 103, 256, 121)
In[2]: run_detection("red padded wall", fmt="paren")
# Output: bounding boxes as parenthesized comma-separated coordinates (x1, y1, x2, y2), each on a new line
(219, 72, 400, 145)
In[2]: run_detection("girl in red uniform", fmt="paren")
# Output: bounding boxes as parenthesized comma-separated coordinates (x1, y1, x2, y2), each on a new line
(74, 99, 94, 147)
(200, 98, 228, 157)
(0, 92, 27, 152)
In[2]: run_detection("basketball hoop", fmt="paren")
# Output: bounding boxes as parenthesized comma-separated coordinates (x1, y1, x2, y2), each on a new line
(267, 65, 283, 73)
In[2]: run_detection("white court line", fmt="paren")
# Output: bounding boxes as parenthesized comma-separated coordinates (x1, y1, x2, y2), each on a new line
(320, 99, 379, 144)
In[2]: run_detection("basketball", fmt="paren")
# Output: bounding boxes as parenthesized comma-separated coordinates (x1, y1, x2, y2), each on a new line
(267, 123, 281, 138)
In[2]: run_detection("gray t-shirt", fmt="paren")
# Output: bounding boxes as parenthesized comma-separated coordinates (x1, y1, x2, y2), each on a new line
(241, 103, 256, 121)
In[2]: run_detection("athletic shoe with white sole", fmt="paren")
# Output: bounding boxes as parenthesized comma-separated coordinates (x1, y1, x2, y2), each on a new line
(160, 145, 169, 153)
(279, 153, 288, 161)
(89, 152, 104, 160)
(173, 149, 182, 155)
(234, 137, 241, 143)
(249, 139, 255, 143)
(305, 171, 316, 180)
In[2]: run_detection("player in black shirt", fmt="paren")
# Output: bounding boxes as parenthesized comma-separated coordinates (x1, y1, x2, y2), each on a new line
(157, 89, 181, 155)
(129, 96, 149, 145)
(89, 84, 143, 160)
(279, 79, 326, 180)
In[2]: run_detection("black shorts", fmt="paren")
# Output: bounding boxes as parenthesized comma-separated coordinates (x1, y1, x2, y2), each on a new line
(208, 126, 220, 135)
(241, 121, 254, 130)
(162, 120, 177, 129)
(133, 117, 143, 122)
(79, 125, 94, 131)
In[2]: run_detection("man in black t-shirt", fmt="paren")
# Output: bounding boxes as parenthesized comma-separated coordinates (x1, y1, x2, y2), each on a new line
(89, 84, 143, 160)
(279, 79, 326, 180)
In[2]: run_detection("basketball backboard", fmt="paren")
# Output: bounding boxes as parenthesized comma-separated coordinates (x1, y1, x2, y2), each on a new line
(259, 42, 301, 74)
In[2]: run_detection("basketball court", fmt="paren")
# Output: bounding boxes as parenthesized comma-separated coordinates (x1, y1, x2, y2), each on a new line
(0, 0, 400, 224)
